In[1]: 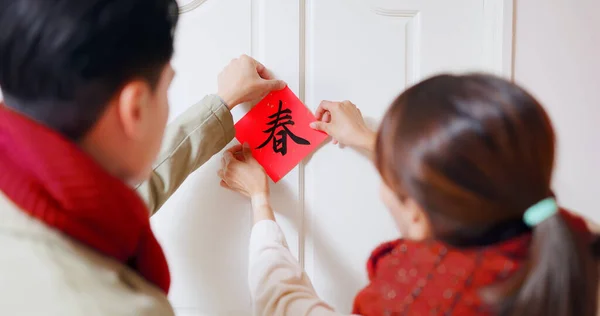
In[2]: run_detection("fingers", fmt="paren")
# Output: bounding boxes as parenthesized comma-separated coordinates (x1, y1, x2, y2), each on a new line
(224, 143, 253, 166)
(233, 151, 245, 161)
(315, 108, 325, 121)
(236, 54, 270, 79)
(256, 62, 275, 80)
(315, 101, 336, 120)
(226, 144, 243, 157)
(223, 151, 234, 164)
(248, 56, 269, 78)
(218, 169, 232, 190)
(220, 180, 231, 189)
(221, 150, 239, 173)
(309, 121, 330, 133)
(246, 55, 278, 82)
(236, 54, 285, 94)
(217, 169, 226, 181)
(253, 58, 265, 72)
(322, 111, 332, 123)
(242, 142, 253, 161)
(263, 79, 287, 91)
(224, 144, 247, 161)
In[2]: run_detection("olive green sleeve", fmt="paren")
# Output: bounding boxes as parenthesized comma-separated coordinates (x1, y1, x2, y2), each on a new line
(136, 95, 235, 215)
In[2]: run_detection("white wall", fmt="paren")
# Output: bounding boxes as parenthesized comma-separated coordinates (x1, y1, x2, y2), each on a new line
(0, 1, 595, 228)
(514, 0, 600, 221)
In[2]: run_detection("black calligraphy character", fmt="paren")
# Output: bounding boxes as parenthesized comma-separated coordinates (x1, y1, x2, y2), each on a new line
(256, 100, 310, 156)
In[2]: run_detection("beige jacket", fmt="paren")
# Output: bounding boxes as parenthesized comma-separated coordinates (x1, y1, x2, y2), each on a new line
(0, 95, 235, 316)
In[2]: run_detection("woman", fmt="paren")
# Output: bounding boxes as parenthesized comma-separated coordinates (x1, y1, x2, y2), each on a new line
(218, 74, 599, 315)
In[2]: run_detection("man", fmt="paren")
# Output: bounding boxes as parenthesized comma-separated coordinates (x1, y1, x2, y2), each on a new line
(0, 0, 284, 314)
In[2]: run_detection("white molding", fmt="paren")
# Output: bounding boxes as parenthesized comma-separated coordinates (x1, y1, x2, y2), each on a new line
(483, 0, 515, 79)
(373, 3, 514, 80)
(251, 0, 305, 269)
(250, 0, 262, 59)
(178, 0, 208, 14)
(372, 8, 422, 87)
(507, 0, 516, 81)
(372, 8, 419, 18)
(301, 0, 313, 277)
(298, 0, 308, 270)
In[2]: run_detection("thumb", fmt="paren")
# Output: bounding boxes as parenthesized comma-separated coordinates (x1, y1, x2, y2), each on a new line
(223, 151, 235, 166)
(264, 79, 286, 91)
(224, 151, 233, 161)
(242, 142, 253, 161)
(309, 121, 330, 133)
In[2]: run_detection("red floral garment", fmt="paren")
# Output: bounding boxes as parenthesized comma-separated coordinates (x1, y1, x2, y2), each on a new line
(353, 212, 590, 316)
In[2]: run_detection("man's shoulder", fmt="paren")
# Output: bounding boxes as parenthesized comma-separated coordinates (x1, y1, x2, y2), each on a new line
(0, 193, 174, 316)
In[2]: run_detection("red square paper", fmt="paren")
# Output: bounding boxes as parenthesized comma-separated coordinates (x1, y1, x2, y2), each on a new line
(235, 87, 327, 182)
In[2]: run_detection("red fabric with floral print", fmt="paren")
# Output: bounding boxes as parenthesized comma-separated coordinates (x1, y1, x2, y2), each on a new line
(352, 212, 590, 316)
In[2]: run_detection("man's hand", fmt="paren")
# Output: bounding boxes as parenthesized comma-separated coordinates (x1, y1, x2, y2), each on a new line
(217, 55, 286, 110)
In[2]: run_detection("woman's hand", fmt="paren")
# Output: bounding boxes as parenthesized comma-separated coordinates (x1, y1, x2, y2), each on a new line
(218, 143, 275, 223)
(309, 100, 376, 153)
(218, 143, 269, 198)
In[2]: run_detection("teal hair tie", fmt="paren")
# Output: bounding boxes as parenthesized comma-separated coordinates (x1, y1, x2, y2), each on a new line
(523, 198, 559, 227)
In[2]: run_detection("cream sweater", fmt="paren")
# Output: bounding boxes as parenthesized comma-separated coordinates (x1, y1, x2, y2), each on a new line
(249, 220, 357, 316)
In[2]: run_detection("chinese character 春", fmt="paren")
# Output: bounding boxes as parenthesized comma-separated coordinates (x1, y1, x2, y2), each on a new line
(256, 100, 310, 156)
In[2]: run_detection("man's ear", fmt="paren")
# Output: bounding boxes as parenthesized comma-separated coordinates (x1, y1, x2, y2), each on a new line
(116, 80, 152, 140)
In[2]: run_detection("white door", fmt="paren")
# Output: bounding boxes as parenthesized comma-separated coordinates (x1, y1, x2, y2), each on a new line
(151, 0, 513, 315)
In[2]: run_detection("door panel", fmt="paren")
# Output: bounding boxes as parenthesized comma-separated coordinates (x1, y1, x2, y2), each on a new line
(153, 0, 512, 314)
(303, 0, 510, 312)
(151, 1, 254, 314)
(152, 1, 306, 314)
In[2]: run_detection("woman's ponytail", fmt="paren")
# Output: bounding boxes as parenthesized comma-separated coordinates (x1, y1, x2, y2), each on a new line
(502, 209, 598, 316)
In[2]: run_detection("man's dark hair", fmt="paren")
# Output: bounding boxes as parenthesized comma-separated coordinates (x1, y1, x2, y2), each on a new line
(0, 0, 179, 140)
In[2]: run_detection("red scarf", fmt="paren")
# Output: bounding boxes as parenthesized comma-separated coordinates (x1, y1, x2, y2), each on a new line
(0, 105, 170, 293)
(352, 212, 590, 315)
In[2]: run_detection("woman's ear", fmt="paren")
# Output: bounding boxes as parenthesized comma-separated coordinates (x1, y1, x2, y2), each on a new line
(401, 198, 421, 222)
(116, 80, 152, 140)
(404, 198, 434, 240)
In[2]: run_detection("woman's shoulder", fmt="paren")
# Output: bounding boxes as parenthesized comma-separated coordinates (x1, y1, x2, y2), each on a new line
(562, 209, 596, 236)
(365, 232, 533, 281)
(365, 239, 454, 281)
(365, 239, 403, 280)
(357, 237, 526, 315)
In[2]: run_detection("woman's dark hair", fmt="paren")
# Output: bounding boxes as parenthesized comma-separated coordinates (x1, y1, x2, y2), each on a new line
(375, 73, 598, 316)
(0, 0, 179, 140)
